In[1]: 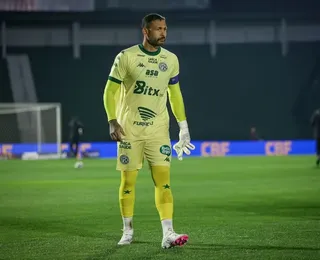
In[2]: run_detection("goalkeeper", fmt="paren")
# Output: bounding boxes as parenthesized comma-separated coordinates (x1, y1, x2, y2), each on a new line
(103, 13, 195, 249)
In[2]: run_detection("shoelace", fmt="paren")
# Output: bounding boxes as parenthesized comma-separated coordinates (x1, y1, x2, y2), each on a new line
(165, 231, 177, 239)
(120, 229, 133, 238)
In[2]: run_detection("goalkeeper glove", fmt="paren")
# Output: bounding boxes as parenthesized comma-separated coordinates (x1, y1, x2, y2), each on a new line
(173, 120, 195, 161)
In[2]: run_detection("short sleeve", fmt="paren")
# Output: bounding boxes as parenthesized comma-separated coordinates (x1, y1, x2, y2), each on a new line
(169, 55, 179, 85)
(108, 51, 128, 84)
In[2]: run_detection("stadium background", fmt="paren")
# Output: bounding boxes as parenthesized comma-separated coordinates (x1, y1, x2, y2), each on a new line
(0, 0, 320, 156)
(1, 2, 320, 260)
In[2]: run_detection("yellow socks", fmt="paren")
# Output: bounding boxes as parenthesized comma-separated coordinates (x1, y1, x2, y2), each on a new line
(151, 166, 173, 221)
(119, 170, 138, 229)
(119, 166, 174, 234)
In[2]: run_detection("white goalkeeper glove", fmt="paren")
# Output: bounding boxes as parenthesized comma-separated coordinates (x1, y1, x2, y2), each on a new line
(173, 120, 195, 161)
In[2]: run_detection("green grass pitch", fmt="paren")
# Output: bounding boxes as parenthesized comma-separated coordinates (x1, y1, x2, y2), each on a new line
(0, 156, 320, 260)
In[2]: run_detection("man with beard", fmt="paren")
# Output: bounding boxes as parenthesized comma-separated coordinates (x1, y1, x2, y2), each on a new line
(103, 13, 195, 248)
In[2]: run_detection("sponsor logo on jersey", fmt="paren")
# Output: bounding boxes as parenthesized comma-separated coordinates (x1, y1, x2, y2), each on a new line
(145, 69, 159, 77)
(138, 107, 157, 121)
(133, 121, 154, 126)
(148, 57, 158, 64)
(160, 55, 167, 59)
(133, 107, 157, 126)
(158, 62, 168, 72)
(137, 62, 145, 68)
(133, 81, 162, 97)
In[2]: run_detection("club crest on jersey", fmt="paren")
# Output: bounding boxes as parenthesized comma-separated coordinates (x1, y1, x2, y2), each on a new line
(158, 62, 168, 72)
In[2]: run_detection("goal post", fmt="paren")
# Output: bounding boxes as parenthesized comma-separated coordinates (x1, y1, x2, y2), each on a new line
(0, 103, 62, 156)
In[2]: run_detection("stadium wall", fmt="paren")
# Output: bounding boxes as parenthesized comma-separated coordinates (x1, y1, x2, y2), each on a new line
(0, 140, 315, 159)
(5, 44, 320, 142)
(1, 12, 320, 142)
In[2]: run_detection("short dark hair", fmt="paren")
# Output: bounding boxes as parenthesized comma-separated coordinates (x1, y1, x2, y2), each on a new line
(141, 13, 165, 28)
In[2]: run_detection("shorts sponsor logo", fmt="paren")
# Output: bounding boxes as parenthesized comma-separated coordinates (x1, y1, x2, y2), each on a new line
(160, 145, 171, 156)
(119, 141, 131, 149)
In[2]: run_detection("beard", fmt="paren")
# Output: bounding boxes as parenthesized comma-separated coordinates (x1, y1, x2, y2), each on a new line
(147, 36, 166, 47)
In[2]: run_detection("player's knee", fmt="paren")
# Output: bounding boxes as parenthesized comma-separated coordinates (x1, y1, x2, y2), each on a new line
(151, 165, 170, 175)
(120, 170, 138, 187)
(121, 179, 136, 188)
(151, 166, 170, 187)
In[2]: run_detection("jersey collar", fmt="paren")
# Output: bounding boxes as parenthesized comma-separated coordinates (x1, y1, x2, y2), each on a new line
(138, 44, 161, 56)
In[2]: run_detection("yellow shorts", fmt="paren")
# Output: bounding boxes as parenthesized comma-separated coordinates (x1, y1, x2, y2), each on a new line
(116, 138, 172, 171)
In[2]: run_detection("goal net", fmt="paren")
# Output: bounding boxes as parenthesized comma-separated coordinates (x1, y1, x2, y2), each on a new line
(0, 103, 62, 157)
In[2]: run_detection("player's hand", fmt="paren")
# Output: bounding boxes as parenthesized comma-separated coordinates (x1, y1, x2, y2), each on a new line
(109, 119, 125, 142)
(173, 121, 195, 161)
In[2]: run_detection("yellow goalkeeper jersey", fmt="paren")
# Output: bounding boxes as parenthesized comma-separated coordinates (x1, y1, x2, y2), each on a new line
(108, 44, 180, 139)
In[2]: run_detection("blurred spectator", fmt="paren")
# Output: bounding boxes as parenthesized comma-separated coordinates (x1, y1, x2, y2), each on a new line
(250, 127, 262, 141)
(310, 108, 320, 166)
(68, 116, 84, 157)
